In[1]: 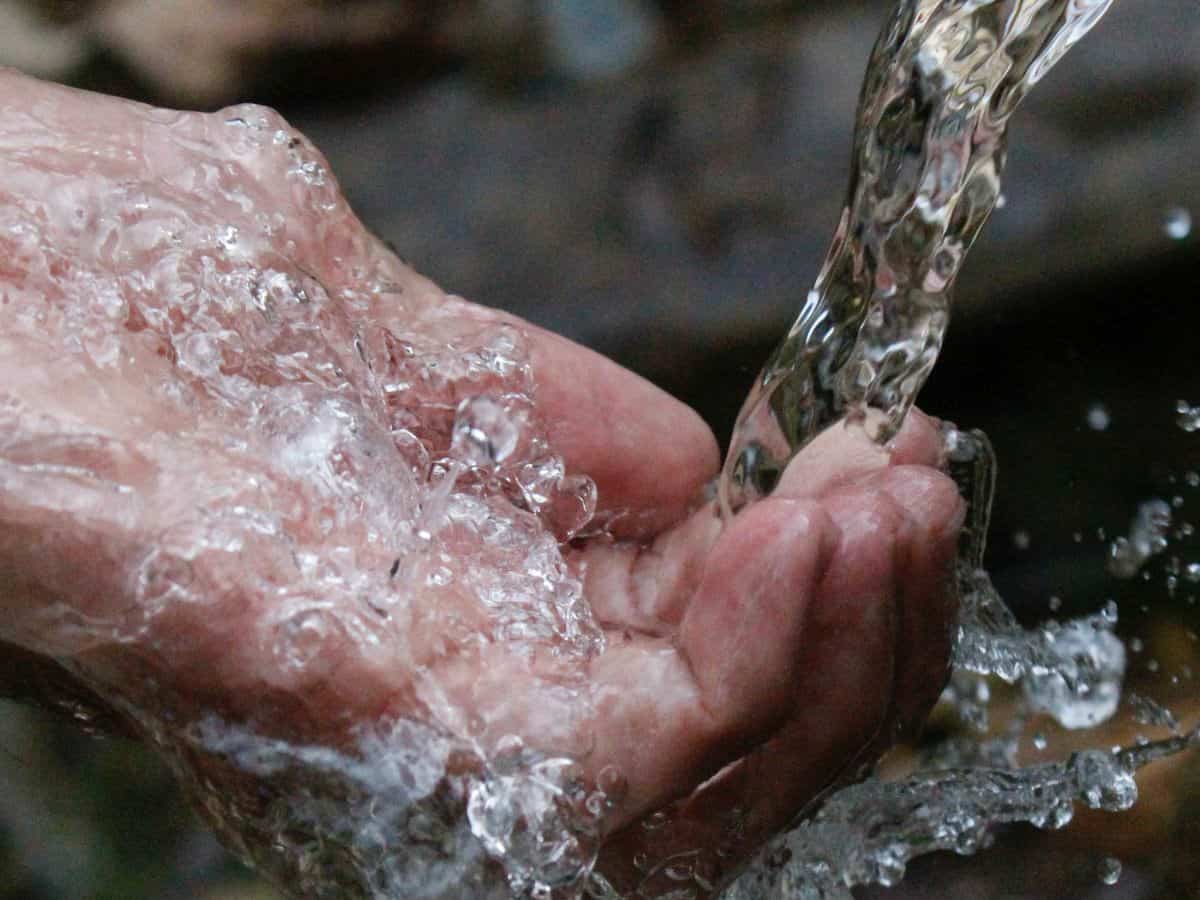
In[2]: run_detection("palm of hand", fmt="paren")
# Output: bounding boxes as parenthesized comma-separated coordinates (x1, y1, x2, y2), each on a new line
(0, 70, 962, 897)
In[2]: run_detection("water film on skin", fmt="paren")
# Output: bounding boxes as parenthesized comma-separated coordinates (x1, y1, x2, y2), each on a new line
(3, 1, 1198, 898)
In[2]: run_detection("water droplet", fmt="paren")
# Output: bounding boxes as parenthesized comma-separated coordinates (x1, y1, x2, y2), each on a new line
(1177, 400, 1200, 433)
(274, 607, 332, 669)
(1048, 595, 1062, 612)
(1013, 530, 1031, 550)
(1163, 206, 1192, 240)
(1032, 732, 1048, 751)
(1098, 855, 1122, 886)
(452, 395, 521, 467)
(1129, 692, 1179, 733)
(1086, 403, 1111, 431)
(1108, 499, 1172, 578)
(641, 810, 669, 831)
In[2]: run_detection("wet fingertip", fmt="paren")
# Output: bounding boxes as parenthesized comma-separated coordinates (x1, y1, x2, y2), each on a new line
(887, 408, 946, 469)
(873, 465, 963, 535)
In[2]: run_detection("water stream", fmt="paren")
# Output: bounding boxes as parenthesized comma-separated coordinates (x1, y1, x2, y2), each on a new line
(720, 0, 1116, 512)
(4, 3, 1196, 898)
(708, 1, 1200, 897)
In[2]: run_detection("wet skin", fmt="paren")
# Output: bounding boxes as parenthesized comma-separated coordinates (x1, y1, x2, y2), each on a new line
(0, 69, 963, 895)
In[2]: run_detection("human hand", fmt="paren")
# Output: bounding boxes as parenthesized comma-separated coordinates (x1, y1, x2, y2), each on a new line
(0, 69, 963, 897)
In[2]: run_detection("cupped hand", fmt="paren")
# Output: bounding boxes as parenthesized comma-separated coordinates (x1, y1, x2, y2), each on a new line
(0, 69, 963, 897)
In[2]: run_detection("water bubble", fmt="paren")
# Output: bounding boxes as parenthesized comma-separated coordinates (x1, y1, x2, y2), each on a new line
(274, 607, 332, 670)
(452, 395, 521, 467)
(424, 566, 453, 588)
(1024, 621, 1126, 729)
(1071, 750, 1138, 812)
(641, 811, 669, 831)
(1086, 403, 1111, 431)
(1129, 692, 1180, 734)
(664, 862, 695, 882)
(1108, 499, 1172, 578)
(1177, 400, 1200, 433)
(595, 765, 628, 806)
(1097, 855, 1122, 886)
(216, 224, 240, 253)
(1163, 206, 1192, 240)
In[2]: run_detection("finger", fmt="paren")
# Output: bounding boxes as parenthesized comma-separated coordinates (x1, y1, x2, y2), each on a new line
(868, 464, 964, 738)
(488, 308, 721, 539)
(886, 408, 946, 469)
(585, 497, 834, 827)
(603, 463, 963, 892)
(577, 409, 946, 658)
(595, 487, 905, 892)
(576, 501, 721, 635)
(774, 407, 943, 501)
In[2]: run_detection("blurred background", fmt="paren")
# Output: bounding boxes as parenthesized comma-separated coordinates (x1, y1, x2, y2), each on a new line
(0, 0, 1197, 897)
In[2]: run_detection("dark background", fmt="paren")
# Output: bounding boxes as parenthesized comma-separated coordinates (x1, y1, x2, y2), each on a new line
(0, 1, 1197, 897)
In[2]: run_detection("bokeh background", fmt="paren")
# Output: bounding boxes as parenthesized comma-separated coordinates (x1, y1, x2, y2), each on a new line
(0, 0, 1198, 897)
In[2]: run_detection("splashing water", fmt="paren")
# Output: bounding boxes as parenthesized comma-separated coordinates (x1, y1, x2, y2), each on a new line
(722, 732, 1198, 900)
(3, 4, 1194, 898)
(705, 0, 1198, 897)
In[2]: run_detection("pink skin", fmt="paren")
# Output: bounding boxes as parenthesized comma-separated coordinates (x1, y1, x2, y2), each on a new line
(0, 69, 963, 895)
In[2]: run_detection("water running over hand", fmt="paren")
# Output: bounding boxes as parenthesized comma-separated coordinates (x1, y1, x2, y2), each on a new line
(720, 0, 1116, 513)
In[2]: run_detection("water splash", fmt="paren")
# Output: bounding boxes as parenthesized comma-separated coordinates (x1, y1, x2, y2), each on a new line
(1108, 499, 1173, 579)
(720, 0, 1116, 512)
(724, 731, 1199, 900)
(707, 1, 1200, 897)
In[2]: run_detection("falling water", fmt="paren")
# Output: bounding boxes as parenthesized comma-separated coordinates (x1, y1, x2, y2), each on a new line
(720, 0, 1116, 512)
(4, 2, 1195, 897)
(701, 0, 1200, 897)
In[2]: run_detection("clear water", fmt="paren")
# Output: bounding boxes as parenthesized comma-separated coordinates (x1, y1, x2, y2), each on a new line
(3, 3, 1196, 898)
(720, 0, 1117, 512)
(705, 1, 1200, 897)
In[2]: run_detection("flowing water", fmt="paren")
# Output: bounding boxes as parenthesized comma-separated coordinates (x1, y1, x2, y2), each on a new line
(707, 0, 1200, 897)
(720, 0, 1116, 513)
(3, 3, 1197, 898)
